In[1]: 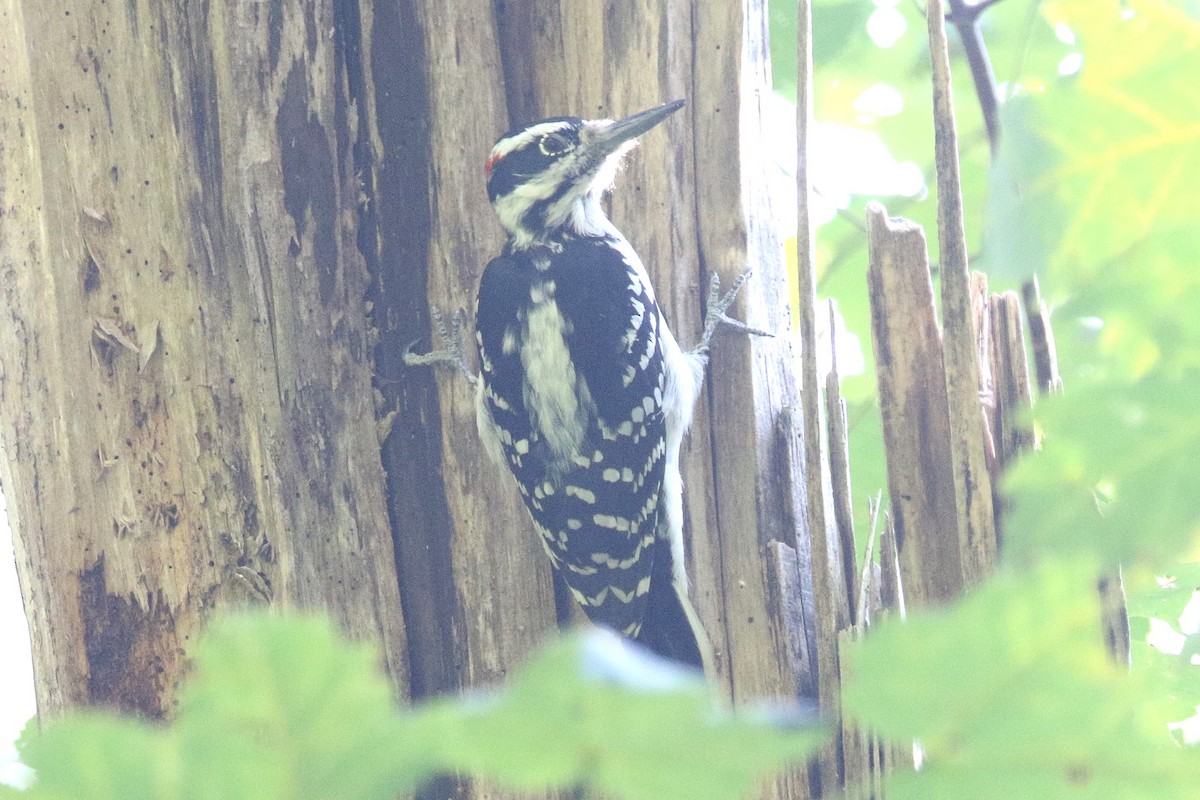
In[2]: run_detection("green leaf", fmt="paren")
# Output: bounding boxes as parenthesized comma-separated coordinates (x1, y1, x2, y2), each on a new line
(14, 616, 822, 800)
(843, 565, 1200, 798)
(1129, 636, 1200, 726)
(1127, 564, 1200, 623)
(419, 629, 825, 800)
(769, 0, 876, 101)
(1126, 566, 1200, 722)
(1002, 371, 1200, 568)
(176, 613, 422, 800)
(16, 614, 425, 800)
(983, 0, 1200, 283)
(882, 763, 1199, 800)
(1052, 227, 1200, 381)
(17, 715, 167, 800)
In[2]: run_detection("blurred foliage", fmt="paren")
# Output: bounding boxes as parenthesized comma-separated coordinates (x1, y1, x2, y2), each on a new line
(844, 562, 1200, 799)
(790, 0, 1200, 796)
(417, 628, 822, 800)
(13, 616, 822, 800)
(984, 0, 1200, 286)
(19, 615, 423, 800)
(1004, 372, 1200, 568)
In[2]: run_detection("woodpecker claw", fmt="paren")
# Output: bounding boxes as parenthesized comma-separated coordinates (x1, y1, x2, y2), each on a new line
(403, 307, 478, 386)
(692, 269, 772, 357)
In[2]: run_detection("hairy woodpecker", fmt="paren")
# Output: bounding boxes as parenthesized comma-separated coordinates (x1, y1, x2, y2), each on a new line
(410, 100, 754, 672)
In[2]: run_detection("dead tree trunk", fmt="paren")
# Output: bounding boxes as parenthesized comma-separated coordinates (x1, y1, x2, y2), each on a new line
(0, 1, 409, 717)
(376, 0, 815, 716)
(3, 5, 814, 797)
(380, 2, 815, 796)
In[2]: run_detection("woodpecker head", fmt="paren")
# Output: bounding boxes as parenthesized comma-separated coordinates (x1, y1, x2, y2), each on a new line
(485, 100, 685, 248)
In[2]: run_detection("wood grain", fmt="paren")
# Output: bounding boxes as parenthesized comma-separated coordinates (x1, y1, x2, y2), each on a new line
(927, 0, 997, 584)
(0, 0, 409, 717)
(866, 205, 964, 605)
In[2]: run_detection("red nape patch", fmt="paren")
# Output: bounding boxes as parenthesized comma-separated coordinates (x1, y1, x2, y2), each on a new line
(485, 152, 502, 179)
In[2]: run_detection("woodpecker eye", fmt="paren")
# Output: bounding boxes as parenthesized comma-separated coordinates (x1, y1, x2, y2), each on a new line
(538, 132, 574, 157)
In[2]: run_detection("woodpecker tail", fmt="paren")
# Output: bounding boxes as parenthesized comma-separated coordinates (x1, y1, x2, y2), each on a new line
(635, 545, 715, 676)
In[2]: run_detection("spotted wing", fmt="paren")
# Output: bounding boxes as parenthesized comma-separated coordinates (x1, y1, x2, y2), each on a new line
(475, 239, 668, 636)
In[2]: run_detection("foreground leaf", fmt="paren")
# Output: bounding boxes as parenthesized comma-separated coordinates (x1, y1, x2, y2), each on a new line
(842, 565, 1200, 798)
(418, 629, 825, 800)
(176, 613, 422, 800)
(984, 0, 1200, 283)
(17, 715, 167, 800)
(1003, 371, 1200, 568)
(18, 613, 423, 800)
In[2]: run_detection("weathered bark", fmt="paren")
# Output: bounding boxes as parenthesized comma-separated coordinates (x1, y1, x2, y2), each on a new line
(372, 0, 560, 709)
(0, 0, 408, 717)
(794, 0, 847, 790)
(866, 207, 964, 605)
(399, 1, 818, 793)
(376, 0, 819, 795)
(694, 5, 814, 747)
(927, 0, 997, 584)
(986, 290, 1034, 478)
(370, 0, 818, 715)
(1021, 276, 1063, 395)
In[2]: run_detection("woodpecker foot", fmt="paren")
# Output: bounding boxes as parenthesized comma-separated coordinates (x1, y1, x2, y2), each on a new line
(403, 307, 478, 387)
(692, 269, 772, 357)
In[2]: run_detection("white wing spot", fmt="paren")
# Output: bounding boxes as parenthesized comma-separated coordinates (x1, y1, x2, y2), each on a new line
(610, 585, 636, 603)
(593, 513, 619, 529)
(565, 485, 597, 504)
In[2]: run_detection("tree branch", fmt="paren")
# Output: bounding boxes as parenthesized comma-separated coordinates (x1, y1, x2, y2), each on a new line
(944, 0, 1004, 155)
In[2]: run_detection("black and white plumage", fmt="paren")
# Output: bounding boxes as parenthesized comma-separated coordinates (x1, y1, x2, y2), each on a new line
(473, 100, 716, 670)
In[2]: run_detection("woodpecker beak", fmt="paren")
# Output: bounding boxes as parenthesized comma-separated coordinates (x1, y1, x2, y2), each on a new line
(590, 99, 685, 158)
